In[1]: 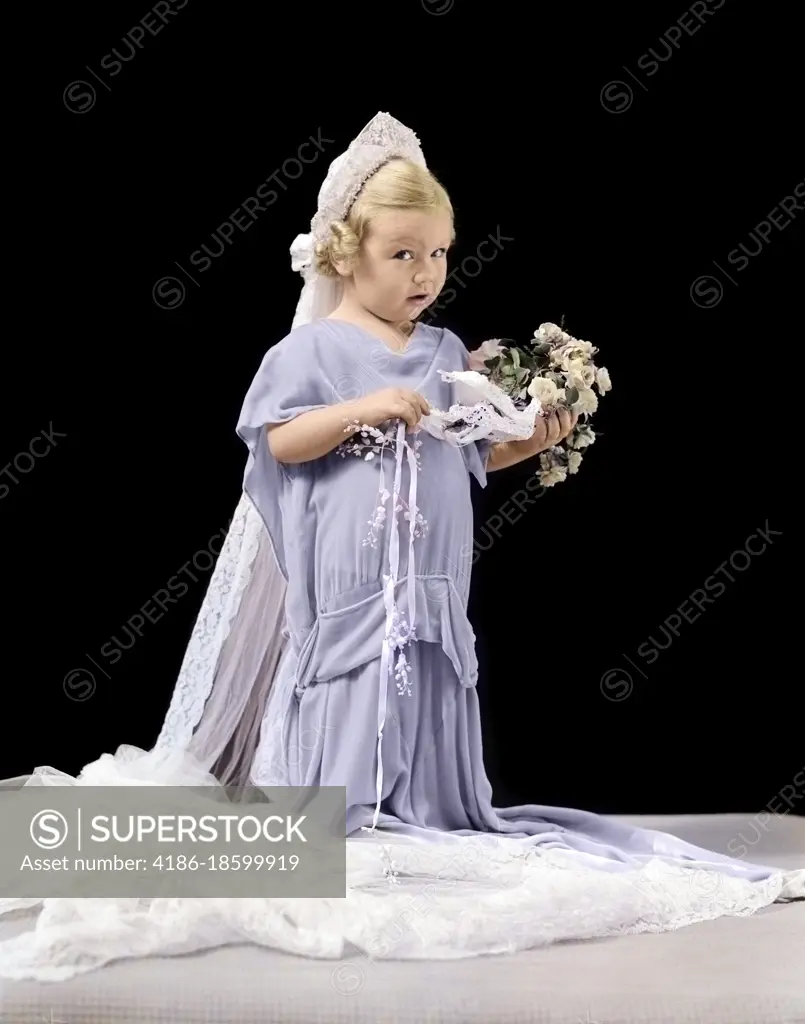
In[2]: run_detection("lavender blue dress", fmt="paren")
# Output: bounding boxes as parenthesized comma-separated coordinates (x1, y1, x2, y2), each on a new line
(237, 317, 787, 885)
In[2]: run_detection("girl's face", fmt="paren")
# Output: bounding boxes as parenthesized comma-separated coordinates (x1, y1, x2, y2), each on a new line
(343, 208, 452, 323)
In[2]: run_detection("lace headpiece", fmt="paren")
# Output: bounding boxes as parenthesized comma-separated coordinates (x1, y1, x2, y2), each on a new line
(290, 112, 427, 328)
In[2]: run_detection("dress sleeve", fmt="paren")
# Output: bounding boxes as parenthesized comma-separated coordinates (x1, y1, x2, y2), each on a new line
(236, 327, 330, 578)
(441, 328, 492, 488)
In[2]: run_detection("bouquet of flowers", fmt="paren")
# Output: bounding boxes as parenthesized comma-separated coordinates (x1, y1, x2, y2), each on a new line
(421, 321, 611, 486)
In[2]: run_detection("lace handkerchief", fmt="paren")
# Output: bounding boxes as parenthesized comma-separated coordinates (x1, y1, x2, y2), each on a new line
(419, 370, 542, 446)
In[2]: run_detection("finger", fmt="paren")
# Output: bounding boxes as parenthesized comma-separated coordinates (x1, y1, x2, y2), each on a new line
(406, 390, 430, 417)
(402, 399, 419, 429)
(407, 396, 424, 422)
(547, 413, 561, 445)
(393, 401, 415, 429)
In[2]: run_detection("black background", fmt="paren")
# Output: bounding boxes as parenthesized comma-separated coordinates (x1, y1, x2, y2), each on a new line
(3, 0, 801, 817)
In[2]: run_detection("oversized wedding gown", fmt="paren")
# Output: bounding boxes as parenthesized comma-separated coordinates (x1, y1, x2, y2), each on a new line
(0, 319, 802, 981)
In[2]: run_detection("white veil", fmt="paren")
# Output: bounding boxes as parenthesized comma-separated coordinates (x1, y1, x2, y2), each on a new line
(151, 112, 428, 791)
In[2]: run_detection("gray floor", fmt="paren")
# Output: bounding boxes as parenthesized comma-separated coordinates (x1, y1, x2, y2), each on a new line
(1, 813, 803, 1024)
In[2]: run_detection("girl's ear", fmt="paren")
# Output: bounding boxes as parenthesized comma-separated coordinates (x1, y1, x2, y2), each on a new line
(333, 260, 353, 279)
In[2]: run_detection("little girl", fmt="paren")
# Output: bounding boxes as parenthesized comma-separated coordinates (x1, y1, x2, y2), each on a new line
(231, 118, 794, 883)
(237, 152, 577, 838)
(0, 113, 800, 979)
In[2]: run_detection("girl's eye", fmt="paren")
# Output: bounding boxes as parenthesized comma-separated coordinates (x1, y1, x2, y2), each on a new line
(393, 248, 448, 260)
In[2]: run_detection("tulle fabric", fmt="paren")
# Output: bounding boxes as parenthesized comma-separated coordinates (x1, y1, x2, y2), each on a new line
(189, 528, 288, 792)
(150, 494, 289, 794)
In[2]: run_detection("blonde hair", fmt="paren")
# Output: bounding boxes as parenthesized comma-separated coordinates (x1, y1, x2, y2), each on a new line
(314, 158, 454, 277)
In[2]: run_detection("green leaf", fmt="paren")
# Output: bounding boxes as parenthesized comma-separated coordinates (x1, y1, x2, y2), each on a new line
(511, 348, 520, 369)
(565, 386, 579, 406)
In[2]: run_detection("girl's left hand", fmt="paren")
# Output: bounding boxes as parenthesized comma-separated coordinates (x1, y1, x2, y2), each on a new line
(523, 407, 579, 455)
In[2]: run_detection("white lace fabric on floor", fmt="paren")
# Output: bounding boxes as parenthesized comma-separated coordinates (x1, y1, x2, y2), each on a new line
(0, 749, 802, 982)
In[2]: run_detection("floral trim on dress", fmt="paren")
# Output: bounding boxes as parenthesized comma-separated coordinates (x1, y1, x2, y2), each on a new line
(333, 418, 429, 834)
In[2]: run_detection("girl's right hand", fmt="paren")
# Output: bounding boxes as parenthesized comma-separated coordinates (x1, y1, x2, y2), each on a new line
(355, 388, 431, 431)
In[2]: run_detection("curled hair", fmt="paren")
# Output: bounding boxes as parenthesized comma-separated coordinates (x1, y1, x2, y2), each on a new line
(314, 158, 454, 277)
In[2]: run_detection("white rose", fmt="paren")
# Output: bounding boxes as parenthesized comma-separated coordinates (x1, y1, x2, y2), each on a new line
(535, 322, 567, 345)
(527, 376, 562, 407)
(551, 342, 595, 371)
(548, 346, 568, 369)
(568, 362, 595, 389)
(568, 425, 595, 449)
(539, 464, 568, 486)
(595, 366, 612, 393)
(572, 387, 598, 415)
(567, 451, 583, 474)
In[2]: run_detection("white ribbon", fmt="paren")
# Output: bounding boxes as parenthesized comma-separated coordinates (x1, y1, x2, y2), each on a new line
(361, 422, 419, 835)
